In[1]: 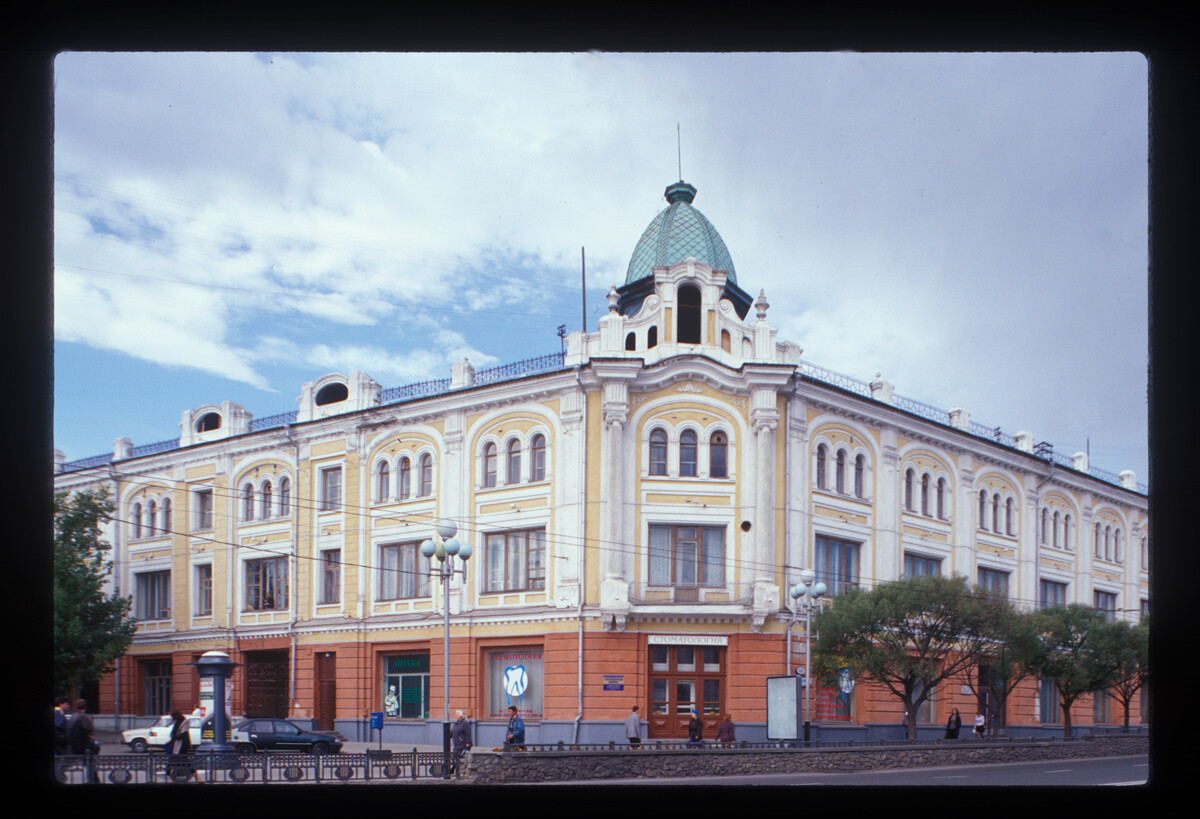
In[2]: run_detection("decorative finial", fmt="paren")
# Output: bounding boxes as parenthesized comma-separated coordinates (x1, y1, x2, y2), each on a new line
(755, 289, 769, 320)
(607, 285, 619, 313)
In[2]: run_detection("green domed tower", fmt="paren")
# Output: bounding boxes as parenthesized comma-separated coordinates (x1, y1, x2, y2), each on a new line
(617, 181, 752, 319)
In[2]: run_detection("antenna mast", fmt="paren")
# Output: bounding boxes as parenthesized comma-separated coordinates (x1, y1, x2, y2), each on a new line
(677, 122, 682, 180)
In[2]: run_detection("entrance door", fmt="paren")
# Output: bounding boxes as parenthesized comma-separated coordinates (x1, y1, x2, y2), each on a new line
(316, 653, 336, 731)
(647, 644, 724, 739)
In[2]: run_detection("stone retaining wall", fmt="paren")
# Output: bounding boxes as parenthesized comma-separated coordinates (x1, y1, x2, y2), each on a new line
(462, 734, 1149, 784)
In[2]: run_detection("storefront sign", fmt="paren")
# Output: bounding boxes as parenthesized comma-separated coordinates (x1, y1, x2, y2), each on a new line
(647, 635, 728, 647)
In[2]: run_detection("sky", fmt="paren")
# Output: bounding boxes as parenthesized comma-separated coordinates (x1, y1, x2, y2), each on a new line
(52, 51, 1149, 486)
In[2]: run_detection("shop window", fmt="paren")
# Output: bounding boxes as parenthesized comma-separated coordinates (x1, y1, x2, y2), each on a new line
(383, 654, 431, 719)
(486, 648, 543, 719)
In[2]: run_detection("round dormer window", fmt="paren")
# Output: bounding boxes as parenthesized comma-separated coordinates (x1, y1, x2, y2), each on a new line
(315, 382, 349, 406)
(196, 412, 222, 432)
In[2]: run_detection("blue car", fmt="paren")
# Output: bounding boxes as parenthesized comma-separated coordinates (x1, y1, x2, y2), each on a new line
(231, 718, 343, 754)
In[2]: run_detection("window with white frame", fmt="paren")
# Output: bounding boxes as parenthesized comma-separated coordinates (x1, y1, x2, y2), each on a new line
(484, 528, 546, 593)
(817, 445, 828, 490)
(398, 458, 411, 500)
(147, 500, 157, 535)
(379, 542, 430, 600)
(278, 477, 290, 516)
(261, 482, 272, 519)
(320, 549, 341, 605)
(483, 443, 498, 488)
(195, 564, 213, 616)
(242, 483, 255, 521)
(418, 454, 433, 497)
(835, 449, 846, 494)
(132, 502, 143, 539)
(855, 455, 865, 498)
(679, 430, 698, 477)
(161, 497, 172, 535)
(194, 488, 214, 531)
(1094, 589, 1118, 622)
(815, 535, 859, 596)
(710, 431, 728, 479)
(648, 524, 725, 588)
(531, 434, 547, 481)
(245, 557, 288, 611)
(903, 552, 941, 579)
(649, 428, 668, 476)
(136, 570, 171, 620)
(977, 567, 1009, 598)
(319, 466, 342, 511)
(376, 461, 390, 503)
(506, 439, 521, 485)
(1039, 579, 1068, 608)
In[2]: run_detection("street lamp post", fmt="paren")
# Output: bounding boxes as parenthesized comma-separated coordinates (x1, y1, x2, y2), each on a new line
(789, 570, 826, 743)
(421, 520, 472, 779)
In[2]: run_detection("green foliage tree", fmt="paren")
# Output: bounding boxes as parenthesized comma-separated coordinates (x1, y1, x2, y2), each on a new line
(1032, 604, 1120, 739)
(53, 487, 138, 697)
(811, 575, 1007, 740)
(1091, 616, 1149, 730)
(961, 600, 1044, 737)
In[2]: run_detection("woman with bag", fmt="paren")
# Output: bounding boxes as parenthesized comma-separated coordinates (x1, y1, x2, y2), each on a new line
(167, 709, 194, 781)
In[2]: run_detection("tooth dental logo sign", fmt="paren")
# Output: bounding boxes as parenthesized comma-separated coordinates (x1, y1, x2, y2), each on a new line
(503, 665, 529, 707)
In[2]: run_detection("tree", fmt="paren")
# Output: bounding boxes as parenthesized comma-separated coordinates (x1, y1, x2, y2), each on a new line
(1032, 604, 1119, 739)
(1091, 616, 1149, 730)
(962, 601, 1044, 737)
(811, 575, 1007, 740)
(53, 487, 138, 697)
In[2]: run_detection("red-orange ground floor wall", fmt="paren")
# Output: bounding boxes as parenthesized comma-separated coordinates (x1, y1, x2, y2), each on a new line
(96, 629, 1148, 734)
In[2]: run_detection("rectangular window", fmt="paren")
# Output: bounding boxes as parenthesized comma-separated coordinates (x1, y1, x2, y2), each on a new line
(245, 557, 288, 611)
(1094, 590, 1118, 622)
(141, 659, 172, 716)
(647, 525, 725, 588)
(379, 542, 430, 600)
(484, 528, 546, 593)
(382, 654, 431, 719)
(487, 648, 543, 719)
(319, 467, 342, 512)
(1039, 677, 1061, 723)
(194, 488, 213, 531)
(320, 549, 341, 605)
(1039, 579, 1068, 608)
(1093, 686, 1111, 724)
(976, 567, 1009, 599)
(136, 571, 171, 620)
(195, 564, 213, 616)
(903, 552, 941, 579)
(815, 535, 859, 596)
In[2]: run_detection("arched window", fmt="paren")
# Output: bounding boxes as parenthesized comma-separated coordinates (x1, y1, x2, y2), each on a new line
(649, 429, 668, 476)
(279, 477, 290, 516)
(148, 500, 157, 535)
(531, 434, 547, 482)
(936, 478, 946, 518)
(1052, 511, 1060, 548)
(647, 326, 658, 348)
(161, 498, 171, 534)
(1005, 497, 1014, 535)
(1104, 525, 1112, 561)
(1095, 523, 1102, 558)
(720, 329, 731, 352)
(920, 474, 930, 516)
(906, 469, 917, 511)
(377, 461, 390, 502)
(506, 439, 521, 485)
(261, 482, 273, 519)
(680, 430, 698, 477)
(855, 455, 865, 499)
(1115, 529, 1123, 563)
(483, 443, 497, 488)
(625, 332, 637, 351)
(399, 458, 411, 500)
(418, 454, 433, 497)
(1040, 508, 1048, 544)
(979, 490, 988, 530)
(992, 493, 1001, 533)
(1063, 514, 1072, 550)
(816, 445, 828, 490)
(243, 483, 255, 521)
(835, 450, 846, 494)
(132, 502, 143, 538)
(677, 284, 702, 344)
(710, 431, 728, 479)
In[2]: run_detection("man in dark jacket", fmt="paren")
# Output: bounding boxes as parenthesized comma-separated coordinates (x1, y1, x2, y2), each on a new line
(53, 697, 71, 755)
(504, 706, 525, 750)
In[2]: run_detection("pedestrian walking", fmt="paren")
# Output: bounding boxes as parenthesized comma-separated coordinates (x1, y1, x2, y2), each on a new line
(53, 697, 72, 756)
(715, 714, 736, 747)
(944, 708, 962, 739)
(504, 705, 525, 751)
(625, 705, 642, 748)
(67, 698, 100, 783)
(973, 711, 986, 738)
(451, 710, 472, 773)
(686, 709, 704, 748)
(167, 708, 196, 781)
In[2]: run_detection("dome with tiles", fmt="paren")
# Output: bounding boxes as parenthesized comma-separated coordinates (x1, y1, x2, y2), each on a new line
(624, 181, 737, 285)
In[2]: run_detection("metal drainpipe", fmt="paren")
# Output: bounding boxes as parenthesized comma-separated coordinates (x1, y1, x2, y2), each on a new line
(571, 366, 585, 745)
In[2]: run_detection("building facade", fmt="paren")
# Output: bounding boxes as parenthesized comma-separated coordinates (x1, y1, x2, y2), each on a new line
(54, 181, 1149, 743)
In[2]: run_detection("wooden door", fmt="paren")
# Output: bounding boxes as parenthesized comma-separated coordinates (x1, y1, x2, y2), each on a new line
(316, 652, 336, 731)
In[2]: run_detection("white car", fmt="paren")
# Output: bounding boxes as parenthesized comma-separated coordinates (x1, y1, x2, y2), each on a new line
(122, 712, 203, 753)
